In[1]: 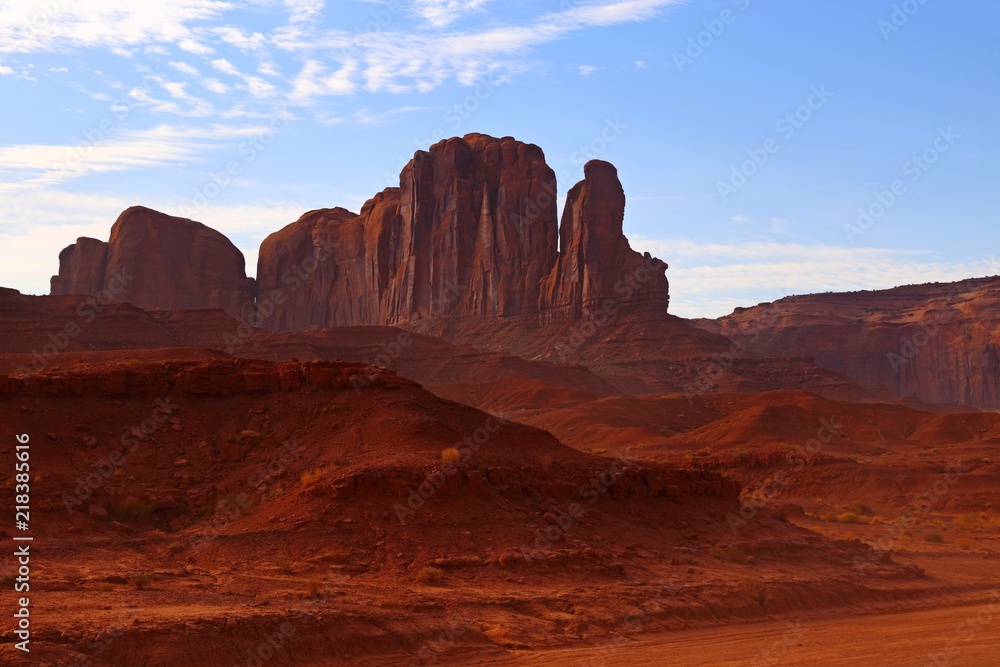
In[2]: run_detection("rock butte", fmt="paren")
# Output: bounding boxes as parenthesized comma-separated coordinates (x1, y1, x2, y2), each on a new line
(51, 206, 256, 321)
(51, 134, 668, 330)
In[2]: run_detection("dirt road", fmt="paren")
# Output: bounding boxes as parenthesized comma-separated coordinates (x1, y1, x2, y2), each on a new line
(500, 601, 1000, 666)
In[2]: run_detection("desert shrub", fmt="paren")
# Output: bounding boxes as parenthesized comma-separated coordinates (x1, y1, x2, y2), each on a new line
(167, 541, 185, 555)
(0, 574, 15, 588)
(214, 492, 251, 517)
(854, 504, 874, 516)
(733, 450, 752, 467)
(837, 513, 868, 525)
(441, 448, 461, 463)
(695, 447, 712, 457)
(111, 499, 154, 523)
(301, 469, 323, 486)
(279, 560, 295, 574)
(306, 579, 322, 596)
(924, 532, 944, 543)
(99, 582, 115, 592)
(956, 538, 973, 551)
(129, 573, 150, 589)
(416, 566, 445, 584)
(146, 529, 167, 542)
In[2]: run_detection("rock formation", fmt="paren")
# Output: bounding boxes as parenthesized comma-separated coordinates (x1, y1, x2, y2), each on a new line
(254, 133, 668, 330)
(541, 159, 668, 321)
(699, 277, 1000, 409)
(51, 206, 256, 320)
(50, 237, 109, 296)
(50, 135, 670, 331)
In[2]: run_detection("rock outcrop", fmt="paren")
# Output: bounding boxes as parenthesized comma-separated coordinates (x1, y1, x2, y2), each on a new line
(51, 135, 669, 331)
(50, 237, 109, 296)
(541, 159, 668, 320)
(698, 277, 1000, 409)
(51, 206, 256, 320)
(254, 133, 668, 330)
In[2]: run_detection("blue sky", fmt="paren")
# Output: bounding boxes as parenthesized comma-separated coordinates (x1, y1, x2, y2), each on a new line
(0, 0, 997, 317)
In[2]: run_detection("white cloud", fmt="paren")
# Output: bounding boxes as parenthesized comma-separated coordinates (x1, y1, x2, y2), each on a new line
(411, 0, 492, 28)
(0, 65, 13, 75)
(578, 65, 599, 76)
(203, 78, 230, 94)
(211, 26, 268, 51)
(731, 215, 752, 223)
(630, 238, 991, 318)
(0, 124, 274, 192)
(274, 0, 682, 97)
(211, 58, 240, 76)
(170, 61, 200, 77)
(290, 60, 357, 103)
(0, 2, 238, 55)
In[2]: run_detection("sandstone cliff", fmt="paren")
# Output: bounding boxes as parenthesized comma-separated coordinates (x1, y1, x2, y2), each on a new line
(254, 133, 667, 330)
(51, 206, 256, 320)
(698, 277, 1000, 409)
(50, 135, 672, 337)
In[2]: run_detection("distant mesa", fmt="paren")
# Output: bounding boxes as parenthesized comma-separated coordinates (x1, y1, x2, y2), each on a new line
(51, 206, 256, 321)
(50, 134, 669, 329)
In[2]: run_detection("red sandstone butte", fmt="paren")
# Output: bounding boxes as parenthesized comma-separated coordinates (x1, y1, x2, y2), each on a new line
(51, 206, 256, 320)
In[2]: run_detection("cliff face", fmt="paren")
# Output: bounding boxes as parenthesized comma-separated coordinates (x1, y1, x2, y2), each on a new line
(701, 277, 1000, 409)
(50, 206, 256, 320)
(50, 135, 671, 332)
(541, 160, 668, 321)
(50, 237, 109, 296)
(255, 133, 668, 330)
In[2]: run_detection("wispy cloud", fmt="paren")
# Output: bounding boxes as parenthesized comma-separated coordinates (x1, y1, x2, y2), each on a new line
(0, 1, 234, 54)
(0, 124, 275, 192)
(411, 0, 492, 28)
(274, 0, 683, 96)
